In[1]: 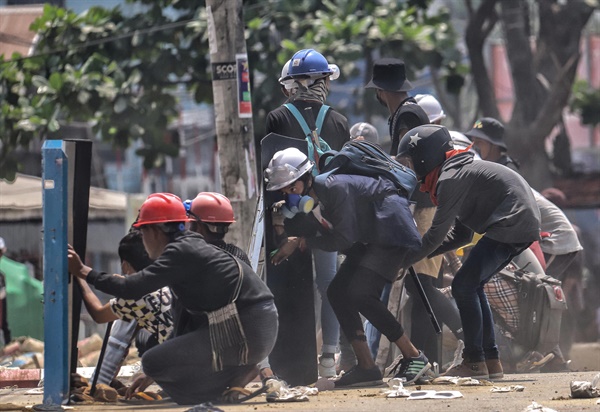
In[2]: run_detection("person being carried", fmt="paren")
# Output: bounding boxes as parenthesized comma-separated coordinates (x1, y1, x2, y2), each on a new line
(68, 193, 278, 405)
(265, 147, 431, 387)
(396, 124, 541, 380)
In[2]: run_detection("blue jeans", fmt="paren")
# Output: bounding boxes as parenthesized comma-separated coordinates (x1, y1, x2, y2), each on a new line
(313, 248, 340, 354)
(451, 236, 530, 362)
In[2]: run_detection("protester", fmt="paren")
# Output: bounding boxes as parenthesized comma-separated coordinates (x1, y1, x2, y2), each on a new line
(396, 124, 541, 379)
(68, 193, 277, 404)
(265, 147, 431, 387)
(76, 230, 173, 357)
(264, 49, 347, 379)
(415, 94, 446, 124)
(187, 192, 251, 266)
(0, 237, 11, 346)
(465, 117, 520, 172)
(349, 122, 379, 144)
(365, 58, 429, 155)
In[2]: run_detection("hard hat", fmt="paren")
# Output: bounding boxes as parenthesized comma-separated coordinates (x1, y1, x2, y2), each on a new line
(190, 192, 235, 223)
(264, 148, 314, 191)
(286, 49, 333, 80)
(279, 60, 295, 91)
(450, 130, 481, 160)
(350, 122, 379, 144)
(397, 124, 454, 179)
(133, 193, 192, 228)
(415, 94, 446, 123)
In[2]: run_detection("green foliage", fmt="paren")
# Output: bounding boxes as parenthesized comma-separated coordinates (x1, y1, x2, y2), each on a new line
(0, 2, 210, 180)
(0, 0, 459, 180)
(245, 0, 461, 136)
(570, 80, 600, 127)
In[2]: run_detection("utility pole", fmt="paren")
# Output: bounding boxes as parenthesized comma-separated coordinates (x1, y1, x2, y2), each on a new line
(206, 0, 257, 248)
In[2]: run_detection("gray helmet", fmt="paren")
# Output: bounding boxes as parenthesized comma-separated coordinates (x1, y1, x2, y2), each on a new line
(264, 148, 314, 191)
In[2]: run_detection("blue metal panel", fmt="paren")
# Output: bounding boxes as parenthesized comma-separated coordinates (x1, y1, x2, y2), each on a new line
(42, 140, 69, 405)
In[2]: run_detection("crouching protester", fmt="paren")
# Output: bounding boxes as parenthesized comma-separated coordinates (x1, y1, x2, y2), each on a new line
(265, 148, 431, 387)
(396, 124, 541, 380)
(67, 193, 278, 405)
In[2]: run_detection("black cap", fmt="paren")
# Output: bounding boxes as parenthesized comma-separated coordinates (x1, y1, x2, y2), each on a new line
(464, 117, 506, 150)
(365, 58, 414, 92)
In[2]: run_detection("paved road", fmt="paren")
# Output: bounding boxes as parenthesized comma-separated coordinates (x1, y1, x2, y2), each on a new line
(1, 371, 598, 411)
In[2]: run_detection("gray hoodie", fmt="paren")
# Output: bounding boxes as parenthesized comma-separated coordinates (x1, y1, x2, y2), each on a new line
(406, 152, 541, 264)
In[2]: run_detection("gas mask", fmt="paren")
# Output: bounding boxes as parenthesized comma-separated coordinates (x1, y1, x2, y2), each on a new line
(280, 193, 315, 219)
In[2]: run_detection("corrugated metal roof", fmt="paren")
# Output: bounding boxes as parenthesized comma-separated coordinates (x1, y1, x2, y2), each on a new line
(0, 5, 43, 58)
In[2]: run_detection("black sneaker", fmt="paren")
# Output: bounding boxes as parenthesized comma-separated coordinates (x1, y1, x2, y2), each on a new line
(334, 365, 383, 388)
(393, 351, 432, 384)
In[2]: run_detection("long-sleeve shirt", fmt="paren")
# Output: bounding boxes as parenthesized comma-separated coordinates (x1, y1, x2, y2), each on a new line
(405, 152, 541, 265)
(87, 231, 273, 333)
(305, 173, 421, 254)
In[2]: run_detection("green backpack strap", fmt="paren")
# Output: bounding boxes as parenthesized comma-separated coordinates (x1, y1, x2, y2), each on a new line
(315, 105, 330, 134)
(283, 103, 312, 137)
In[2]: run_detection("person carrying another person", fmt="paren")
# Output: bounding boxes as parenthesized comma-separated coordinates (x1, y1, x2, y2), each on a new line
(396, 124, 541, 379)
(68, 193, 278, 404)
(265, 147, 431, 387)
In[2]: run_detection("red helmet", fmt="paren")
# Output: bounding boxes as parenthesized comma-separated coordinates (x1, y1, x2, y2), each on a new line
(133, 193, 192, 228)
(190, 192, 235, 223)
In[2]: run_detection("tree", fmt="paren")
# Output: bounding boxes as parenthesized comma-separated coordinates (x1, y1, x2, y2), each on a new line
(0, 2, 212, 181)
(464, 0, 597, 188)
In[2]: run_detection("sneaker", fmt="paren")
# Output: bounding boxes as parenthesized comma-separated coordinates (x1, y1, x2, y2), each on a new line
(443, 360, 489, 379)
(333, 365, 383, 388)
(485, 358, 504, 379)
(393, 351, 432, 384)
(318, 356, 337, 378)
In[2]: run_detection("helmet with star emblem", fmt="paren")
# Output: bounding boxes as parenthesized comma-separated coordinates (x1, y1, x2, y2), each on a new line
(397, 124, 453, 180)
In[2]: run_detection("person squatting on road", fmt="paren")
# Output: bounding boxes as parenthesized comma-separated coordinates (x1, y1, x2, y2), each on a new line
(396, 124, 541, 380)
(265, 147, 432, 387)
(68, 193, 278, 405)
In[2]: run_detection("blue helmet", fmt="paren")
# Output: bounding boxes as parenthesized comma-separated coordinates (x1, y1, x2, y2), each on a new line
(286, 49, 333, 79)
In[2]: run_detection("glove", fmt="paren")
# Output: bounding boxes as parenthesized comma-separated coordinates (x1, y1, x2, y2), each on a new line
(271, 201, 286, 226)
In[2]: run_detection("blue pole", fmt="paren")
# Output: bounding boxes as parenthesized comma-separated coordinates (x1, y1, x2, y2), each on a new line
(42, 140, 69, 405)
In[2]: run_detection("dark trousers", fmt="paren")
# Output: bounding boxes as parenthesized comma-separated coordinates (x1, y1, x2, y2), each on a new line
(327, 244, 404, 344)
(451, 237, 529, 362)
(142, 300, 278, 405)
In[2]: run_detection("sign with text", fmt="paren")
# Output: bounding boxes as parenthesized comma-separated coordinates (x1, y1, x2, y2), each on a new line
(212, 62, 237, 81)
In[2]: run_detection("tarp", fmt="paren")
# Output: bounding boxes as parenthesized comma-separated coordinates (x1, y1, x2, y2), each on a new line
(0, 173, 127, 221)
(0, 256, 43, 340)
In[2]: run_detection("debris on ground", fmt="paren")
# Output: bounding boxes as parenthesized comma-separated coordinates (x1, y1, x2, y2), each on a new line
(264, 377, 317, 402)
(406, 390, 463, 400)
(380, 378, 411, 398)
(522, 401, 557, 412)
(570, 372, 600, 398)
(491, 385, 525, 392)
(431, 376, 493, 386)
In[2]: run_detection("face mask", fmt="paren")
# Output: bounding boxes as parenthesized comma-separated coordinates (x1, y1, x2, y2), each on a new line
(281, 193, 315, 219)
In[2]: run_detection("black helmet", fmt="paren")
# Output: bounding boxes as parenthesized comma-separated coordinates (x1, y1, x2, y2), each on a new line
(397, 124, 453, 179)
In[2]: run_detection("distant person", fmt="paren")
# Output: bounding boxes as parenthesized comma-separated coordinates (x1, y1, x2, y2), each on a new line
(349, 122, 379, 144)
(364, 58, 429, 155)
(415, 94, 446, 125)
(0, 237, 11, 346)
(465, 117, 519, 172)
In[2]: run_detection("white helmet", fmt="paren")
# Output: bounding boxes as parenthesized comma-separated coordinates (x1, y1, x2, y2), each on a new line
(264, 148, 314, 191)
(415, 94, 446, 123)
(449, 130, 481, 160)
(279, 60, 295, 91)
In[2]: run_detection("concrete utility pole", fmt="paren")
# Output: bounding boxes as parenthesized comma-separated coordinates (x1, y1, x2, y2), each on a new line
(206, 0, 257, 249)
